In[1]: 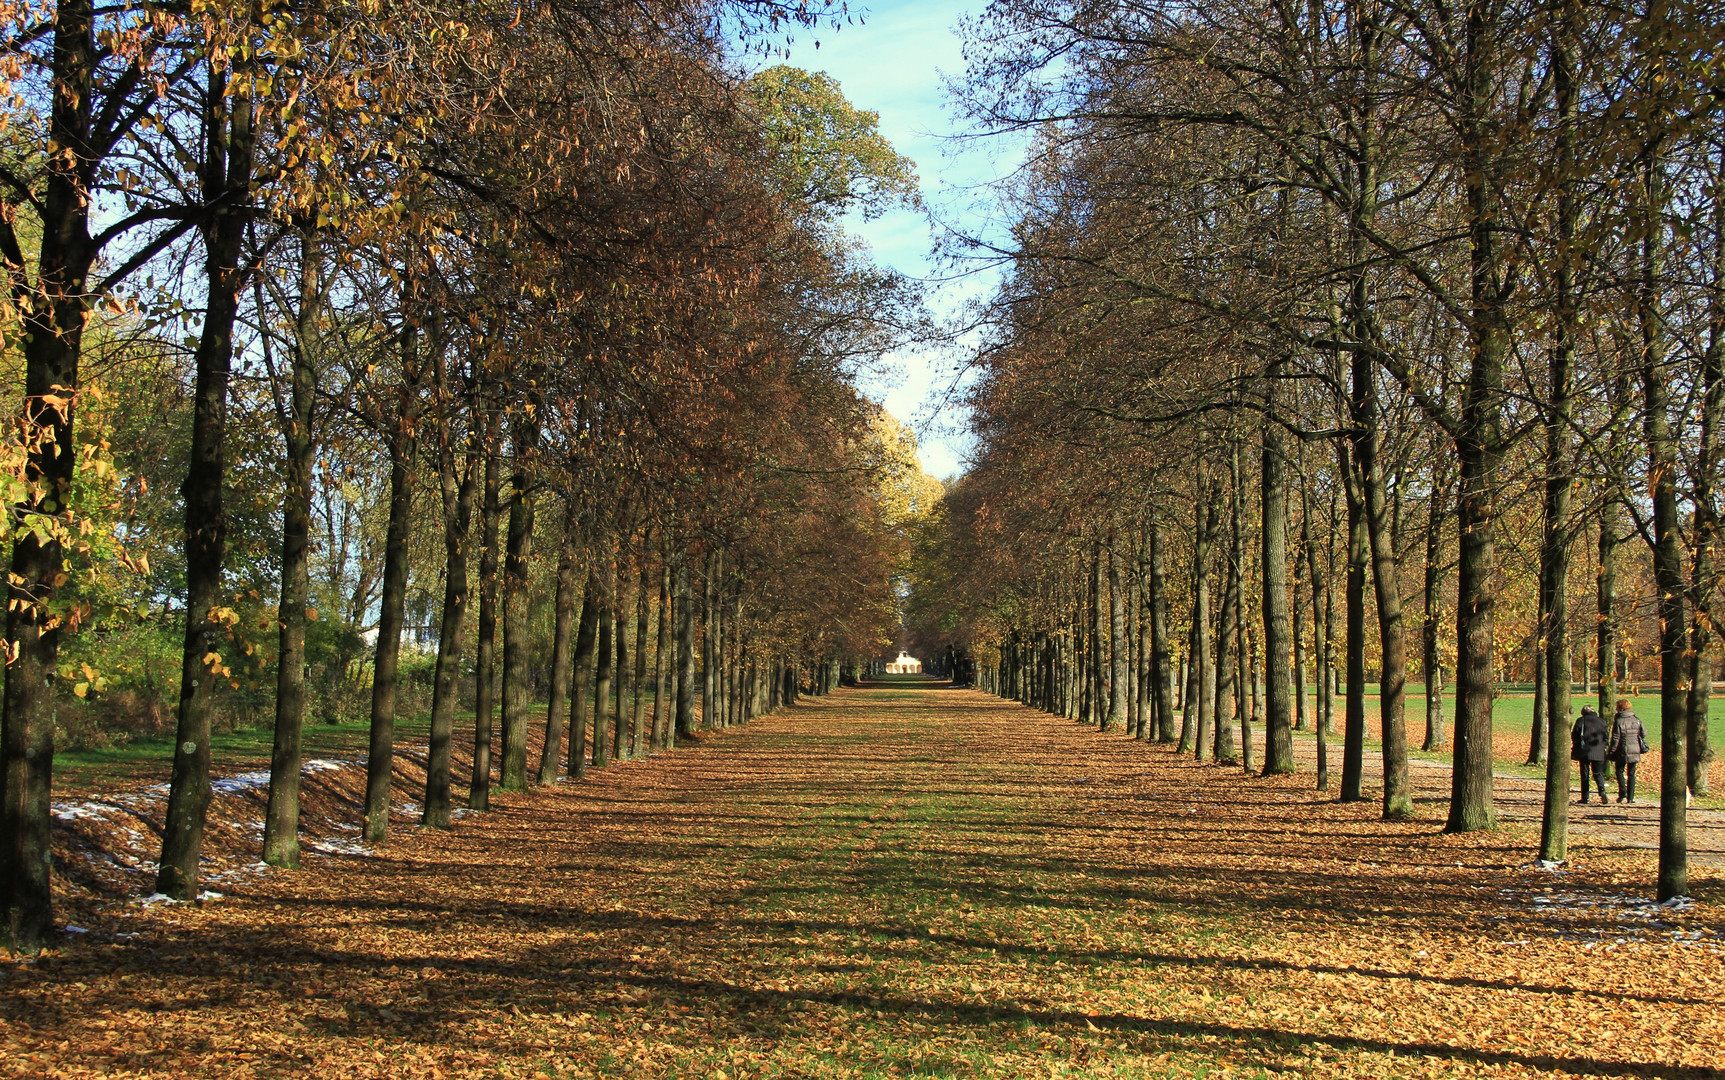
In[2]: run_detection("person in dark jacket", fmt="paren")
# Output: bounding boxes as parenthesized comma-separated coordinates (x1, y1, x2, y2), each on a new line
(1606, 699, 1650, 804)
(1570, 705, 1611, 804)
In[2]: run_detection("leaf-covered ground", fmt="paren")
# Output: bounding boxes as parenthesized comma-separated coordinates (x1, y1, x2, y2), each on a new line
(6, 677, 1724, 1079)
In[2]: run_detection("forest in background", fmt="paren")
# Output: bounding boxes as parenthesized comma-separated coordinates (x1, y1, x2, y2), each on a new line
(904, 0, 1725, 902)
(0, 0, 945, 953)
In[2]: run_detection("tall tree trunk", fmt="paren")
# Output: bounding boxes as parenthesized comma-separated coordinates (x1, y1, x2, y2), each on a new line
(1686, 145, 1724, 799)
(568, 566, 601, 780)
(468, 418, 502, 811)
(157, 68, 257, 899)
(655, 543, 672, 750)
(1423, 460, 1448, 751)
(632, 550, 650, 757)
(422, 385, 477, 830)
(1, 0, 99, 948)
(1536, 47, 1577, 856)
(676, 557, 696, 738)
(701, 553, 717, 729)
(594, 540, 616, 766)
(1640, 152, 1689, 900)
(1529, 648, 1548, 766)
(613, 552, 630, 758)
(1149, 514, 1176, 743)
(1192, 486, 1219, 759)
(499, 414, 540, 791)
(1214, 449, 1242, 764)
(263, 231, 325, 866)
(1261, 379, 1294, 776)
(1357, 377, 1411, 817)
(1103, 538, 1126, 730)
(1340, 440, 1368, 804)
(361, 324, 423, 842)
(1445, 3, 1511, 835)
(537, 511, 580, 786)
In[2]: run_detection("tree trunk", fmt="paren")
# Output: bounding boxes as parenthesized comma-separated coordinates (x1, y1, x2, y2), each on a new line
(362, 326, 422, 841)
(1261, 383, 1294, 776)
(632, 551, 650, 757)
(1422, 460, 1448, 751)
(568, 566, 601, 780)
(1106, 539, 1127, 730)
(655, 547, 672, 750)
(1214, 450, 1242, 764)
(422, 389, 477, 830)
(1, 0, 99, 948)
(613, 552, 630, 758)
(1149, 514, 1176, 743)
(536, 513, 580, 786)
(468, 420, 503, 811)
(262, 233, 323, 867)
(1529, 648, 1548, 766)
(1444, 3, 1511, 836)
(594, 542, 615, 767)
(676, 558, 696, 738)
(1340, 440, 1368, 804)
(157, 68, 257, 899)
(1192, 486, 1219, 759)
(499, 413, 540, 791)
(1640, 153, 1689, 900)
(1687, 148, 1724, 799)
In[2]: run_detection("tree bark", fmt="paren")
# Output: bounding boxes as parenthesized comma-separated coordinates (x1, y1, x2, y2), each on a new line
(1149, 514, 1176, 743)
(537, 511, 580, 786)
(263, 231, 325, 866)
(1, 0, 99, 948)
(568, 566, 601, 780)
(422, 380, 477, 830)
(1106, 538, 1128, 730)
(157, 66, 257, 899)
(361, 324, 422, 842)
(499, 413, 540, 791)
(468, 417, 503, 811)
(632, 550, 651, 757)
(1640, 153, 1689, 899)
(656, 545, 672, 750)
(1261, 379, 1294, 776)
(1422, 460, 1448, 751)
(676, 557, 696, 737)
(1340, 439, 1368, 804)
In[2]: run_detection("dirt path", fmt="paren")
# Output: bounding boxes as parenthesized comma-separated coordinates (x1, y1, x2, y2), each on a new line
(6, 677, 1724, 1079)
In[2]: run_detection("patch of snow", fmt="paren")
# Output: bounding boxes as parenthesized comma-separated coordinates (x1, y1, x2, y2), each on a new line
(64, 924, 88, 934)
(210, 770, 273, 796)
(136, 893, 183, 907)
(50, 801, 112, 822)
(198, 890, 224, 902)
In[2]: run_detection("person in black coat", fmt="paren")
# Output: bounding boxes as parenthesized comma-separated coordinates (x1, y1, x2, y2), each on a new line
(1570, 705, 1611, 804)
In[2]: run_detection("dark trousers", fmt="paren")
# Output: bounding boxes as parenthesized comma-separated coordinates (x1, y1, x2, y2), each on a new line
(1614, 760, 1638, 801)
(1580, 759, 1608, 802)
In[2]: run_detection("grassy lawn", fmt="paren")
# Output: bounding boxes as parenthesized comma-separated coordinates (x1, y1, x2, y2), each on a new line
(1288, 684, 1725, 805)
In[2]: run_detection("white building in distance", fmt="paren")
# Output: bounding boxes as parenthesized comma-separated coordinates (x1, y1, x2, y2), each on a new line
(887, 651, 921, 674)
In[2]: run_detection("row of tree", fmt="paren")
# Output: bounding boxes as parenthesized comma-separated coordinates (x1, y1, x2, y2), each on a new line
(907, 0, 1723, 901)
(1, 0, 922, 951)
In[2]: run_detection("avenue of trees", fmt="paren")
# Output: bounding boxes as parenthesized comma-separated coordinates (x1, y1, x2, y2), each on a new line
(0, 0, 925, 951)
(907, 0, 1724, 901)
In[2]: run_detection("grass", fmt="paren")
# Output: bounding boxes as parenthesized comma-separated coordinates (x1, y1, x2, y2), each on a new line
(53, 689, 666, 795)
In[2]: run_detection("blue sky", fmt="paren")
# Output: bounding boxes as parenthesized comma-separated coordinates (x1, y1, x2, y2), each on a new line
(757, 0, 1021, 480)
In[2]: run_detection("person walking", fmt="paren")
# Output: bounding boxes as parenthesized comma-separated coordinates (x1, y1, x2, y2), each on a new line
(1570, 704, 1611, 805)
(1606, 698, 1650, 804)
